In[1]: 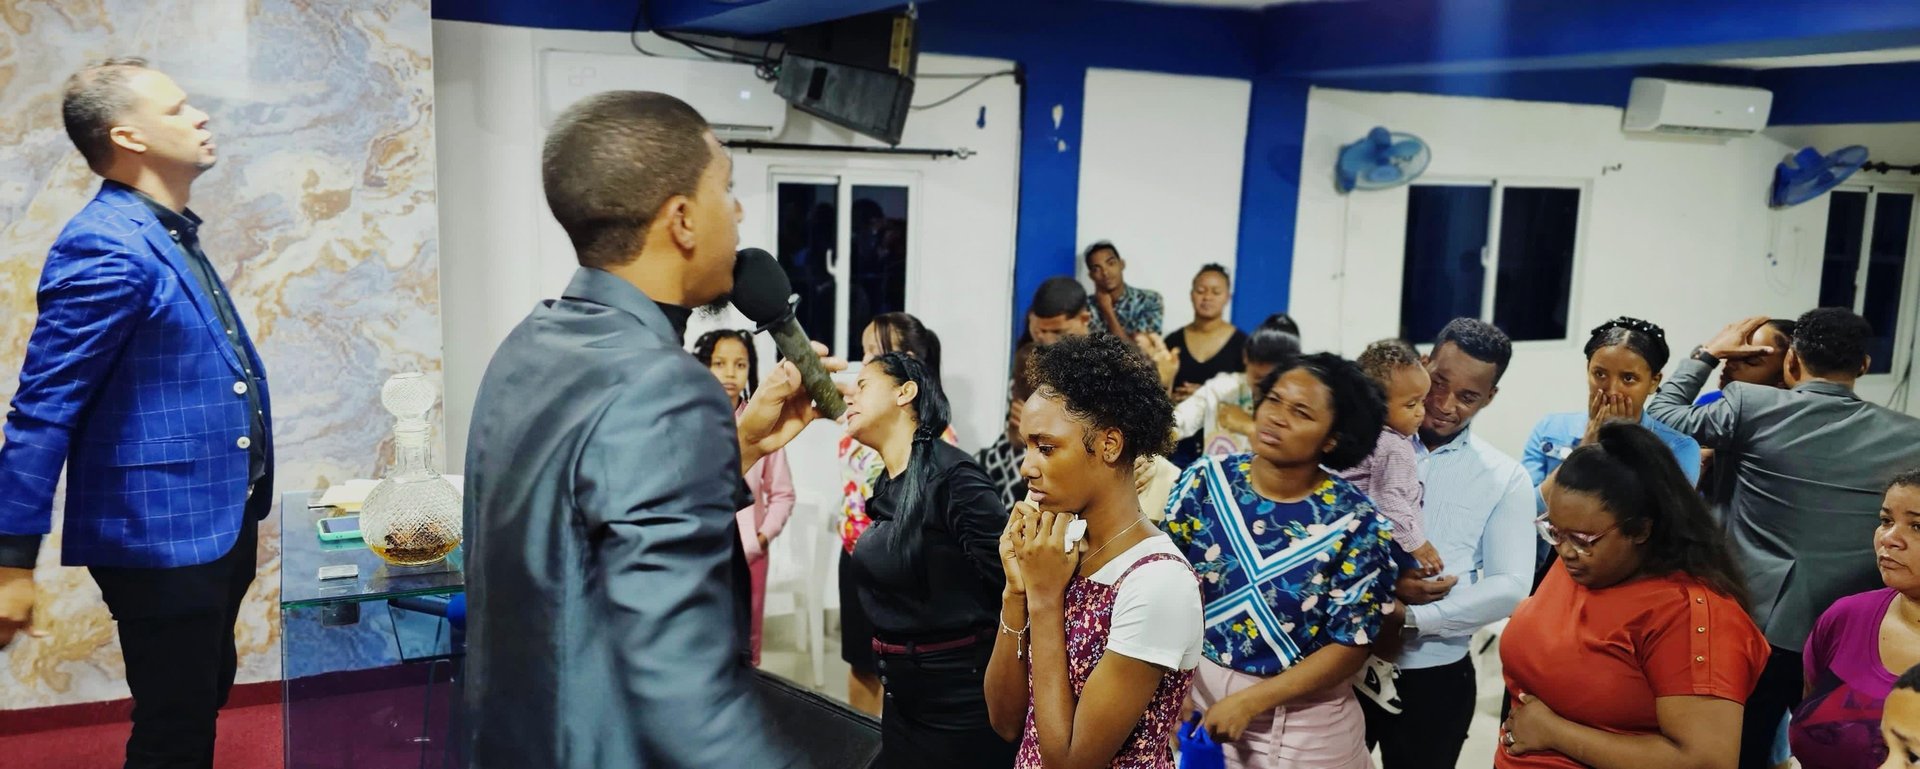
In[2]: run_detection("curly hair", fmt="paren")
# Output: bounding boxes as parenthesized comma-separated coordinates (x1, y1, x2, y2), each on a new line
(691, 329, 758, 399)
(1555, 421, 1749, 607)
(1584, 316, 1670, 372)
(1357, 338, 1422, 387)
(1793, 307, 1872, 376)
(1026, 334, 1175, 463)
(1889, 467, 1920, 494)
(1254, 353, 1386, 471)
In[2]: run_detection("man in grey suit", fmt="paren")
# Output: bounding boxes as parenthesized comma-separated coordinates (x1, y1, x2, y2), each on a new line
(463, 92, 826, 768)
(1648, 307, 1920, 769)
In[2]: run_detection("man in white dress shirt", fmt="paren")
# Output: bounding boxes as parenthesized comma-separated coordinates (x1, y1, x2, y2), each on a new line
(1360, 318, 1535, 769)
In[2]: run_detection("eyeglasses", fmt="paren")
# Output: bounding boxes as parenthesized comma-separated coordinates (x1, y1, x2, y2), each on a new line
(1535, 514, 1619, 556)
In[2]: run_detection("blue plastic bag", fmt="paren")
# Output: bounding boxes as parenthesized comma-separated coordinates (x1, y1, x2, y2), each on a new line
(1177, 711, 1225, 769)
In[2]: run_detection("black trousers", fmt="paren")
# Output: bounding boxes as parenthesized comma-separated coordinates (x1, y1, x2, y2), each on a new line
(873, 637, 1016, 769)
(1361, 655, 1477, 769)
(89, 517, 258, 769)
(1739, 645, 1802, 769)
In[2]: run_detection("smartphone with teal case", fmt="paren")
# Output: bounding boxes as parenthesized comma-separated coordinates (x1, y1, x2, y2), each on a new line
(316, 514, 362, 542)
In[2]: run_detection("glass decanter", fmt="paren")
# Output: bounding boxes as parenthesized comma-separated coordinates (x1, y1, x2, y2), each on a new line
(359, 373, 462, 566)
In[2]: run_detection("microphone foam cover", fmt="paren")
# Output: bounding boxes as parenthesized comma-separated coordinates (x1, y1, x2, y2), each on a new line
(730, 248, 794, 324)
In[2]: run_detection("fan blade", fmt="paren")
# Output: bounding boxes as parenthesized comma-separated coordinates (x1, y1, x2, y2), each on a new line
(1387, 139, 1424, 160)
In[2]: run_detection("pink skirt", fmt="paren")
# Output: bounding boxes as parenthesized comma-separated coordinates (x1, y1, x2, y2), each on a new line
(1191, 660, 1374, 769)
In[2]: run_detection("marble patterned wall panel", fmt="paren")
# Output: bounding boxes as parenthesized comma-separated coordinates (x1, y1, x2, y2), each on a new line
(0, 0, 441, 709)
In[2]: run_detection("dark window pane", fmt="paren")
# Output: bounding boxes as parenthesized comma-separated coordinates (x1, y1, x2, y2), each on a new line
(1493, 187, 1580, 342)
(1400, 185, 1491, 343)
(1819, 190, 1868, 312)
(775, 183, 839, 354)
(847, 186, 910, 349)
(1864, 193, 1913, 374)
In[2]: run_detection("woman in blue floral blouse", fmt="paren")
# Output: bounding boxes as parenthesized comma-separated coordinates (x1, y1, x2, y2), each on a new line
(1161, 352, 1396, 769)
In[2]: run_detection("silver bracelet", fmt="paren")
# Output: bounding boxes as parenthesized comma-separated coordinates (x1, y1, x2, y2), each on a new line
(999, 616, 1030, 658)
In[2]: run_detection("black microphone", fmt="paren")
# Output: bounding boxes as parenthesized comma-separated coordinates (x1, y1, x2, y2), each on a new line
(731, 248, 847, 420)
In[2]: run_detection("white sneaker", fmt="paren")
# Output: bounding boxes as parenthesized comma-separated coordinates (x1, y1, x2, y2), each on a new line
(1352, 655, 1403, 714)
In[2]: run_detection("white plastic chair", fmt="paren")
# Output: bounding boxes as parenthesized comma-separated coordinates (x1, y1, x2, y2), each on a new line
(765, 501, 830, 686)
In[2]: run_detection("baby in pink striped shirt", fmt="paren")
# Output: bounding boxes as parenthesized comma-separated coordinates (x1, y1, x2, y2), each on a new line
(1336, 339, 1443, 577)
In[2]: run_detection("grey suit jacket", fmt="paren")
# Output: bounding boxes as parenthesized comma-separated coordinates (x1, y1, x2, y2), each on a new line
(1648, 358, 1920, 650)
(463, 267, 800, 768)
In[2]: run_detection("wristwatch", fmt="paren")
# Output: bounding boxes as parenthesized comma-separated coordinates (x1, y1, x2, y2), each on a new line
(1689, 346, 1720, 367)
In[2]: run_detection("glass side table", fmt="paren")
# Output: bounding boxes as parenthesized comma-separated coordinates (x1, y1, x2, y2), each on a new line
(279, 491, 466, 769)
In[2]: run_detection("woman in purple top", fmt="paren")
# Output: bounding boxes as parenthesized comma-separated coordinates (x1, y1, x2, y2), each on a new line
(1792, 468, 1920, 768)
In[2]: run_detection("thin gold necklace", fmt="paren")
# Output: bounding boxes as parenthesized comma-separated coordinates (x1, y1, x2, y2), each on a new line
(1082, 517, 1147, 569)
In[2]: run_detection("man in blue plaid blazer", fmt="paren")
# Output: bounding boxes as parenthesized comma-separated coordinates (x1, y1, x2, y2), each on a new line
(0, 59, 272, 769)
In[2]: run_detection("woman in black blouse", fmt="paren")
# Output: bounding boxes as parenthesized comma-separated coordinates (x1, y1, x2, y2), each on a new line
(846, 352, 1015, 768)
(1162, 264, 1249, 467)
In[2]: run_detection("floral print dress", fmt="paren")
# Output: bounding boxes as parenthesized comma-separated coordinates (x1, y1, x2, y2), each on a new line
(1160, 454, 1396, 675)
(1014, 551, 1199, 769)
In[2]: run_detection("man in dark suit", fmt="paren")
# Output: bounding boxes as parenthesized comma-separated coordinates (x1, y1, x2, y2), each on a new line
(463, 91, 827, 768)
(1649, 308, 1920, 769)
(0, 58, 273, 769)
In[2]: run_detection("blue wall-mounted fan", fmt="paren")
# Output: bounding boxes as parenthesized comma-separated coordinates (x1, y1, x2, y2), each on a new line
(1336, 127, 1431, 193)
(1771, 145, 1869, 208)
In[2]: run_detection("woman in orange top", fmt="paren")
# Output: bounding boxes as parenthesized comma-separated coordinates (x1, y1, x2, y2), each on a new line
(1499, 421, 1769, 769)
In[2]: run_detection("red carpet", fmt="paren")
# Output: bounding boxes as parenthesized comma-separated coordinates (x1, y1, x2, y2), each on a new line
(0, 702, 282, 769)
(0, 665, 457, 769)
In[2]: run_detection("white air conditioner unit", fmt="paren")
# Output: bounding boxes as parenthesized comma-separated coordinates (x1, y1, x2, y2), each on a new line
(1623, 78, 1772, 137)
(539, 49, 787, 141)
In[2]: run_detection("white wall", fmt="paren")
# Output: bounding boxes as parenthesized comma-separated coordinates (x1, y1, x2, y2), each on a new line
(1286, 87, 1920, 457)
(1764, 122, 1920, 409)
(433, 20, 1020, 531)
(1076, 69, 1252, 329)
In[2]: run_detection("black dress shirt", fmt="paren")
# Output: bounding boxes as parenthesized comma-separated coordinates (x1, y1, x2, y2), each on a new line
(122, 183, 267, 489)
(850, 441, 1009, 641)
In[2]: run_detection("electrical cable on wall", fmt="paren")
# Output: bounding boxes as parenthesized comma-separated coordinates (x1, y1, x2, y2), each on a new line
(910, 70, 1016, 111)
(632, 0, 781, 81)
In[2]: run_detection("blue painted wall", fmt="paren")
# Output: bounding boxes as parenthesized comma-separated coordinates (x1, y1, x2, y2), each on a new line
(432, 0, 900, 35)
(1232, 78, 1310, 323)
(915, 0, 1262, 342)
(1762, 61, 1920, 125)
(1257, 0, 1920, 78)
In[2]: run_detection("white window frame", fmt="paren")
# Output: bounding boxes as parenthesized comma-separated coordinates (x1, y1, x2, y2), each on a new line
(1402, 176, 1592, 346)
(1828, 183, 1920, 381)
(767, 167, 923, 357)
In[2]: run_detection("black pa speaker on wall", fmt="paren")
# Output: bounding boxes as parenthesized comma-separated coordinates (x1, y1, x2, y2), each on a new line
(775, 55, 915, 145)
(774, 11, 917, 145)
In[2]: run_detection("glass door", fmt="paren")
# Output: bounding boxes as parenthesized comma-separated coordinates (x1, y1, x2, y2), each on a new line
(771, 171, 917, 358)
